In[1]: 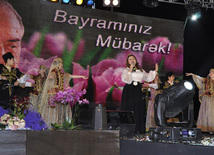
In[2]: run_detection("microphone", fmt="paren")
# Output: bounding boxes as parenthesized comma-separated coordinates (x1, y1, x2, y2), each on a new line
(131, 62, 136, 72)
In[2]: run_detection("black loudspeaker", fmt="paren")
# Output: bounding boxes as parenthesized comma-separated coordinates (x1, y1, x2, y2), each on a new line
(94, 104, 107, 130)
(106, 110, 135, 138)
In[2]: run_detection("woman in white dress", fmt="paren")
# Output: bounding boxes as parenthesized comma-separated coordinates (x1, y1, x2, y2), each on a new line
(186, 69, 214, 134)
(39, 58, 87, 128)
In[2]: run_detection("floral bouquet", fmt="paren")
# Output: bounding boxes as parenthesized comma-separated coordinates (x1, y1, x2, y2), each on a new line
(48, 88, 89, 130)
(0, 96, 47, 130)
(0, 114, 25, 130)
(48, 88, 89, 107)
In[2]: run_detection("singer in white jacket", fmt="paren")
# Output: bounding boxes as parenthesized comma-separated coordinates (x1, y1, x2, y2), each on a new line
(121, 54, 158, 134)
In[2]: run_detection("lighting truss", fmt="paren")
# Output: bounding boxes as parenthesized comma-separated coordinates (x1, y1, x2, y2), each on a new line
(158, 0, 214, 9)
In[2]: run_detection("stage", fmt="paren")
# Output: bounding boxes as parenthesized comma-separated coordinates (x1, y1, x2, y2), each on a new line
(1, 130, 214, 155)
(120, 137, 214, 155)
(0, 130, 119, 155)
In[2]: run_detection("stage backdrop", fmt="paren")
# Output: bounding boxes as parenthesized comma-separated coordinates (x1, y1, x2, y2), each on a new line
(4, 0, 183, 109)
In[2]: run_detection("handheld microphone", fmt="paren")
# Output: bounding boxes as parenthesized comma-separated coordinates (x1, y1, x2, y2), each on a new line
(131, 62, 136, 72)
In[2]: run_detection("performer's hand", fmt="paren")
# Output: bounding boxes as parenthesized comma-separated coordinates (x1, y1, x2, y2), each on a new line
(19, 83, 25, 88)
(1, 76, 7, 80)
(14, 81, 19, 86)
(129, 62, 135, 72)
(82, 76, 88, 79)
(186, 73, 194, 76)
(155, 63, 158, 72)
(142, 83, 149, 88)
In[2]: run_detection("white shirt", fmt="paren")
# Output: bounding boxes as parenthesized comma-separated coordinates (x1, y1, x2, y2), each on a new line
(17, 74, 32, 87)
(121, 68, 156, 84)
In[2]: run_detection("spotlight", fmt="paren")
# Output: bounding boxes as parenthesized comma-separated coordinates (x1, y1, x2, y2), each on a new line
(148, 80, 202, 142)
(185, 2, 201, 21)
(104, 0, 111, 6)
(143, 0, 158, 8)
(87, 0, 94, 6)
(103, 0, 120, 7)
(112, 0, 119, 6)
(184, 81, 193, 90)
(154, 80, 195, 127)
(49, 0, 59, 2)
(62, 0, 70, 3)
(76, 0, 83, 5)
(191, 12, 201, 21)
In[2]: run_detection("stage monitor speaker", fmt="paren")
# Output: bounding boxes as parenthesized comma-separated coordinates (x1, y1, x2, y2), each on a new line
(106, 110, 135, 138)
(94, 104, 107, 130)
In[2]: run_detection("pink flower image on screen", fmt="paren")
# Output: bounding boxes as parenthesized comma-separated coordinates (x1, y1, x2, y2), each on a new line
(164, 43, 183, 75)
(72, 62, 89, 91)
(18, 48, 56, 75)
(142, 37, 171, 70)
(91, 59, 125, 107)
(24, 32, 85, 62)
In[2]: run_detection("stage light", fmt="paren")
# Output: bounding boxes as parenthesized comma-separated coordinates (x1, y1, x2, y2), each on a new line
(148, 80, 202, 142)
(184, 81, 193, 90)
(112, 0, 119, 6)
(185, 2, 201, 21)
(87, 0, 94, 6)
(76, 0, 83, 5)
(143, 0, 158, 8)
(154, 80, 195, 127)
(103, 0, 120, 7)
(49, 0, 59, 2)
(62, 0, 70, 3)
(191, 12, 201, 21)
(104, 0, 111, 6)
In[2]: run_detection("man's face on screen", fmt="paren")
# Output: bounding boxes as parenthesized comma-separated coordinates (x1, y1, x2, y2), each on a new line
(0, 3, 24, 67)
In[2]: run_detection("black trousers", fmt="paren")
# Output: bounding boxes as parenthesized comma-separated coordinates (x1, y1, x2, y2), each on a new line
(121, 82, 146, 134)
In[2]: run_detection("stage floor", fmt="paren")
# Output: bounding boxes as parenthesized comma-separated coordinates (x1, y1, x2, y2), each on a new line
(120, 132, 214, 155)
(1, 130, 214, 155)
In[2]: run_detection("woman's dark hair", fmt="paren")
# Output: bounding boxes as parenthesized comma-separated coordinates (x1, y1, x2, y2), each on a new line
(126, 54, 142, 71)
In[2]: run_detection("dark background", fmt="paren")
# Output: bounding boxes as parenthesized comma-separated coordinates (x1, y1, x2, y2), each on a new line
(95, 0, 214, 75)
(95, 0, 214, 120)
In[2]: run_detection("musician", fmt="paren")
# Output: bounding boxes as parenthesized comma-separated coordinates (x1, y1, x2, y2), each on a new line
(0, 52, 24, 109)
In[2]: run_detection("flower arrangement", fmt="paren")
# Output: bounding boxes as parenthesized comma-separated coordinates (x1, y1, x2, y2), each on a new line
(0, 96, 47, 130)
(48, 88, 89, 107)
(48, 88, 89, 130)
(0, 114, 25, 130)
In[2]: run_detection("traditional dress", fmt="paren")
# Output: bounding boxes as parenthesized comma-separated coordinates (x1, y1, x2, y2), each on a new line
(29, 74, 47, 112)
(121, 68, 156, 134)
(40, 58, 72, 128)
(163, 81, 174, 89)
(193, 75, 214, 132)
(0, 64, 24, 108)
(145, 83, 162, 131)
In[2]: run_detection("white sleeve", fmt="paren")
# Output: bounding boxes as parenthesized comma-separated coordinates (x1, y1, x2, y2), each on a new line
(121, 68, 132, 84)
(17, 74, 27, 83)
(17, 74, 32, 87)
(142, 70, 157, 82)
(149, 83, 158, 89)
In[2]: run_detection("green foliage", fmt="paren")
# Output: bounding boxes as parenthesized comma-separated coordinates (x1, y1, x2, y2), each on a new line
(106, 85, 115, 102)
(158, 56, 165, 74)
(78, 46, 101, 68)
(62, 28, 83, 73)
(32, 26, 49, 57)
(51, 120, 82, 130)
(99, 47, 112, 62)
